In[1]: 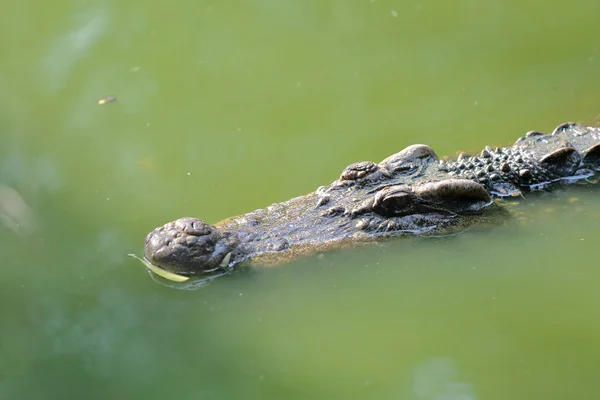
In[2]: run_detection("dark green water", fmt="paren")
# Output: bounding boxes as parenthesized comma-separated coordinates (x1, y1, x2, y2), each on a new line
(2, 1, 600, 399)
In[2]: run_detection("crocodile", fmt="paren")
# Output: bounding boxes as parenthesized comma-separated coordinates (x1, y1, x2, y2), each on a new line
(143, 122, 600, 278)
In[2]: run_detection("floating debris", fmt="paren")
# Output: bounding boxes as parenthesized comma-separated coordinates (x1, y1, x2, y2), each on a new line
(98, 96, 116, 105)
(128, 253, 190, 282)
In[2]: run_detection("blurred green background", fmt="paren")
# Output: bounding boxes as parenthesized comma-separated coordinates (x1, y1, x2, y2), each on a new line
(1, 0, 600, 399)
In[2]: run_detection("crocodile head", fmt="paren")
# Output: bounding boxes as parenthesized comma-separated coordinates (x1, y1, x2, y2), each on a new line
(311, 144, 492, 235)
(339, 178, 493, 235)
(144, 217, 235, 276)
(143, 144, 495, 277)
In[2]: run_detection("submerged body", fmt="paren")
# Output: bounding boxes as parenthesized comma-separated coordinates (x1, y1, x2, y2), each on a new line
(144, 123, 600, 277)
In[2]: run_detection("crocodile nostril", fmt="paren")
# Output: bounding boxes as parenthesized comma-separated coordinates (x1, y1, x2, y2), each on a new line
(174, 217, 212, 236)
(192, 220, 207, 232)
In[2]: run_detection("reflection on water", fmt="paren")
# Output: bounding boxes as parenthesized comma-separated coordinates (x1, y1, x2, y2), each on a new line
(42, 9, 109, 93)
(0, 185, 34, 236)
(413, 358, 476, 400)
(0, 149, 62, 193)
(0, 148, 63, 237)
(43, 287, 144, 375)
(146, 266, 230, 290)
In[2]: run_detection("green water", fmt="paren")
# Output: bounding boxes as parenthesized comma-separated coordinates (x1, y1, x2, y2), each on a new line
(2, 0, 600, 398)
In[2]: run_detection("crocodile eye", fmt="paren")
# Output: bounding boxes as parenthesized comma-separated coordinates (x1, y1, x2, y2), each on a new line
(373, 187, 415, 216)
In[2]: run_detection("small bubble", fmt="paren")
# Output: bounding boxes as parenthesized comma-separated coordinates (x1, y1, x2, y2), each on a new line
(391, 10, 398, 17)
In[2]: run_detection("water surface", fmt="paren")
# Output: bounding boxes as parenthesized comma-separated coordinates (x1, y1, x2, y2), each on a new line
(1, 0, 600, 399)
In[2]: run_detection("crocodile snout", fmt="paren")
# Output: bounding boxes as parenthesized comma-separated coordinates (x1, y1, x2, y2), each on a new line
(144, 217, 228, 275)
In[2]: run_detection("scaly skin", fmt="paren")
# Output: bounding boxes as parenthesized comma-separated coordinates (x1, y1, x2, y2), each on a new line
(144, 122, 600, 276)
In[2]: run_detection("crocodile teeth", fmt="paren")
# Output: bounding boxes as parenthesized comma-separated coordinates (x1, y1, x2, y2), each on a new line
(220, 252, 232, 267)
